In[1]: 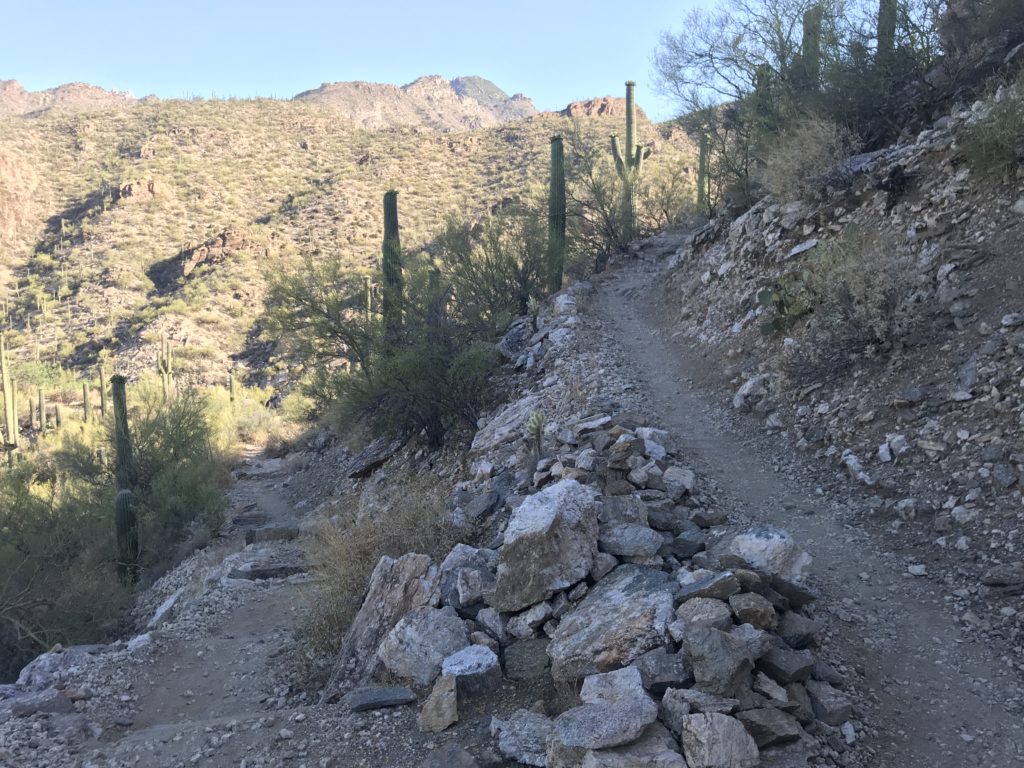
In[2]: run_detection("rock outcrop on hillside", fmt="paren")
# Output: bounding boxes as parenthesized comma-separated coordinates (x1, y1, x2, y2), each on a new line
(0, 80, 137, 116)
(293, 75, 537, 130)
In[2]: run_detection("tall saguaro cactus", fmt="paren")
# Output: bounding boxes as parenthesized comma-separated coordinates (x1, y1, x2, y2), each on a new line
(610, 81, 651, 245)
(157, 336, 173, 401)
(114, 489, 140, 584)
(801, 5, 824, 89)
(0, 334, 16, 447)
(111, 375, 137, 490)
(381, 190, 404, 346)
(876, 0, 897, 71)
(547, 135, 567, 293)
(98, 362, 108, 417)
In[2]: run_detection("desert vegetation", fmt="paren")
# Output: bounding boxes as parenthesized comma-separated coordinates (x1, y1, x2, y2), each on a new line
(655, 0, 1024, 212)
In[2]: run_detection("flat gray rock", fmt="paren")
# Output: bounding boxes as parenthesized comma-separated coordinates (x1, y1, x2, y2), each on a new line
(581, 722, 687, 767)
(342, 686, 416, 712)
(548, 565, 674, 681)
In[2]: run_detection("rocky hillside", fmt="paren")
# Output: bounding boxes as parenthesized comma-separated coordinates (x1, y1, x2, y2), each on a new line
(294, 75, 536, 130)
(0, 80, 139, 117)
(663, 100, 1024, 648)
(0, 84, 693, 386)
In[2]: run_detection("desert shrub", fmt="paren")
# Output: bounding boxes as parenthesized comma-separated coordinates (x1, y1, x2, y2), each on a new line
(961, 75, 1024, 173)
(757, 117, 862, 201)
(434, 209, 548, 335)
(782, 226, 915, 382)
(302, 473, 457, 659)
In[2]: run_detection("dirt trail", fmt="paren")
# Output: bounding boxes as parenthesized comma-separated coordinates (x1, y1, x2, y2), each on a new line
(593, 259, 1024, 767)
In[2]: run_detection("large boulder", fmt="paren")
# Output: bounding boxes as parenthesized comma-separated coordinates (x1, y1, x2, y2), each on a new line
(377, 606, 469, 687)
(723, 527, 812, 583)
(322, 553, 439, 699)
(548, 565, 675, 681)
(491, 480, 600, 612)
(680, 713, 760, 768)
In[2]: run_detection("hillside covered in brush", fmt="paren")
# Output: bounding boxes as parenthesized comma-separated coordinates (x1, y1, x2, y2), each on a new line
(0, 78, 695, 388)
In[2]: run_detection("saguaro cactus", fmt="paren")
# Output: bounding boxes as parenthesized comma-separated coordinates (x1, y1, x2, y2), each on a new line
(114, 489, 140, 584)
(0, 335, 15, 447)
(111, 375, 136, 490)
(363, 275, 373, 317)
(98, 362, 108, 417)
(37, 388, 44, 431)
(547, 135, 567, 293)
(381, 191, 404, 346)
(877, 0, 897, 71)
(610, 81, 651, 245)
(83, 382, 92, 422)
(801, 5, 824, 89)
(157, 336, 173, 401)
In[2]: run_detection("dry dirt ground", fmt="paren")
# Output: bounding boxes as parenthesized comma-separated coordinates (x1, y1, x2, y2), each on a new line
(591, 254, 1024, 768)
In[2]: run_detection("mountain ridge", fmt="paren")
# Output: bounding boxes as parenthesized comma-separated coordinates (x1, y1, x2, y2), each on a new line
(0, 75, 539, 131)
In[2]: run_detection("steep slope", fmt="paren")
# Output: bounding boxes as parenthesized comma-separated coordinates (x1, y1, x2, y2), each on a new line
(660, 103, 1024, 666)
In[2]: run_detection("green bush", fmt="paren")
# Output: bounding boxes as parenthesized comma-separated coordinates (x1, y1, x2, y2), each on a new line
(962, 75, 1024, 173)
(0, 382, 229, 681)
(434, 209, 548, 335)
(339, 341, 498, 447)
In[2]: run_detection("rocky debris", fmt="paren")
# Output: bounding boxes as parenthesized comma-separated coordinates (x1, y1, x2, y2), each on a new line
(580, 722, 687, 767)
(735, 707, 804, 747)
(244, 522, 300, 544)
(548, 565, 675, 681)
(491, 479, 600, 612)
(324, 552, 440, 696)
(418, 675, 458, 732)
(10, 688, 75, 717)
(377, 606, 469, 687)
(342, 685, 417, 712)
(680, 713, 760, 768)
(420, 742, 480, 768)
(440, 645, 501, 701)
(552, 667, 660, 751)
(15, 645, 110, 691)
(347, 436, 406, 478)
(471, 394, 543, 455)
(178, 227, 267, 278)
(505, 639, 552, 680)
(491, 709, 555, 767)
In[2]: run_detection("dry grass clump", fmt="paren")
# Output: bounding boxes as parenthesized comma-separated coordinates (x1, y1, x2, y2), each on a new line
(757, 116, 861, 202)
(302, 471, 459, 660)
(961, 73, 1024, 174)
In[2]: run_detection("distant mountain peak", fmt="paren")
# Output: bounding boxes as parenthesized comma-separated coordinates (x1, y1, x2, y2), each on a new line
(0, 79, 136, 117)
(293, 76, 537, 131)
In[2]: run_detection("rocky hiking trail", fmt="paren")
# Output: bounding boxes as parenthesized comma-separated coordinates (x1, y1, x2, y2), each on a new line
(593, 250, 1024, 767)
(3, 251, 1024, 768)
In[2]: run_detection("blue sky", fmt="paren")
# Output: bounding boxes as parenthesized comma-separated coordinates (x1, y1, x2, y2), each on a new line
(0, 0, 711, 121)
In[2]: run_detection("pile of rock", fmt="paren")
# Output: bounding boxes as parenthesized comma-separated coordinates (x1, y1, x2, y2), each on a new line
(323, 396, 851, 767)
